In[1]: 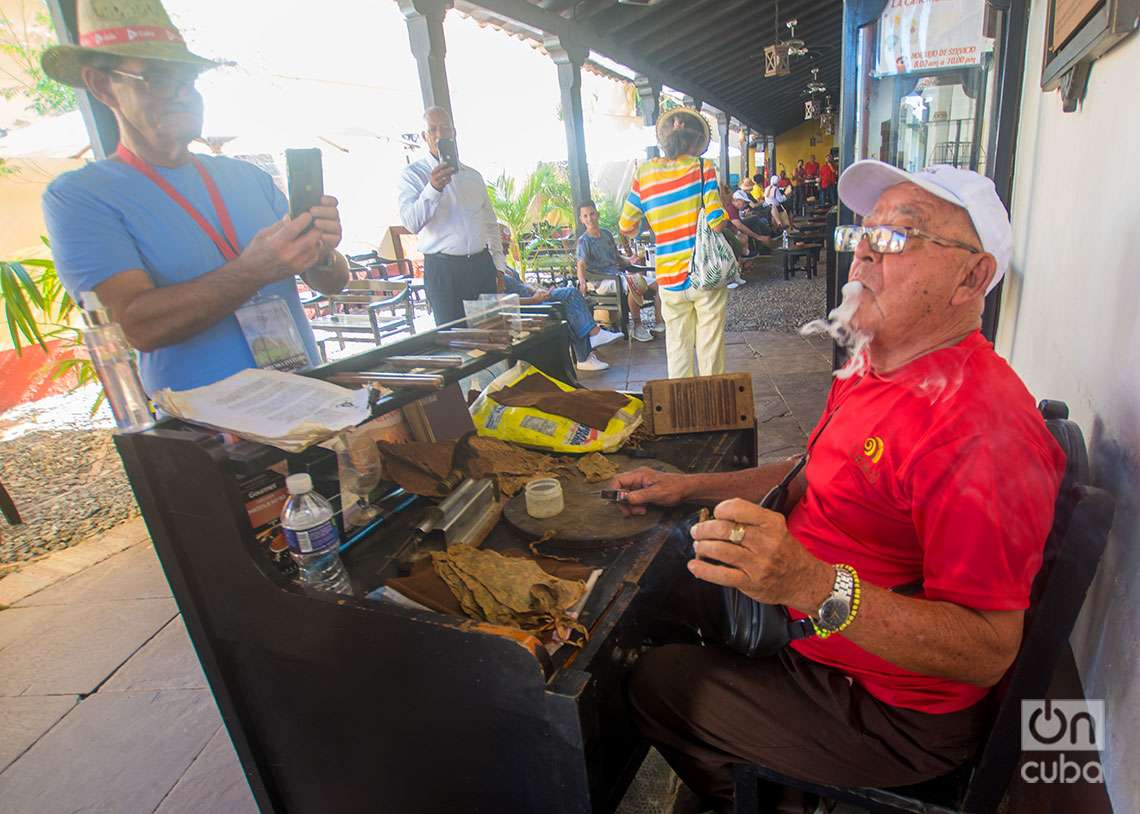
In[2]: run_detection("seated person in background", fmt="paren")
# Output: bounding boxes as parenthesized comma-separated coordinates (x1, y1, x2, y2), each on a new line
(497, 267, 619, 372)
(749, 173, 767, 203)
(497, 227, 620, 373)
(613, 161, 1065, 812)
(732, 178, 756, 212)
(720, 183, 776, 259)
(575, 200, 661, 343)
(765, 174, 794, 230)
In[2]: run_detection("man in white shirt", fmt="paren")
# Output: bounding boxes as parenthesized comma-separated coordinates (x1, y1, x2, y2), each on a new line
(398, 107, 505, 325)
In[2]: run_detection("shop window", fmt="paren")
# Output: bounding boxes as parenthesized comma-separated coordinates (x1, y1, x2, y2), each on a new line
(854, 0, 1005, 175)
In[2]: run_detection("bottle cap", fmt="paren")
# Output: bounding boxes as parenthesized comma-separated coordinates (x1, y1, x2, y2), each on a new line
(285, 473, 313, 495)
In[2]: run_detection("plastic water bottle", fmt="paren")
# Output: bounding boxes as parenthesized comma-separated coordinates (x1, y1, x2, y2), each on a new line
(280, 474, 353, 595)
(79, 291, 155, 433)
(781, 230, 790, 249)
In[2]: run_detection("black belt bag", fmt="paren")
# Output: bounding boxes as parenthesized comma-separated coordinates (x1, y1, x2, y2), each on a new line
(717, 457, 815, 658)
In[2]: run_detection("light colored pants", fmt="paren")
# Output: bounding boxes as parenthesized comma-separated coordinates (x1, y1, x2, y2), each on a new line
(659, 285, 728, 379)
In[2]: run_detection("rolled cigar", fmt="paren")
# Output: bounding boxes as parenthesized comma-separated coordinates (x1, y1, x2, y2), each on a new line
(385, 355, 465, 369)
(437, 339, 513, 352)
(328, 372, 445, 389)
(437, 326, 510, 335)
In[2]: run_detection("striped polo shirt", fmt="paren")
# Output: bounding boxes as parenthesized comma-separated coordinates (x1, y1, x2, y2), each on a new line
(618, 156, 727, 290)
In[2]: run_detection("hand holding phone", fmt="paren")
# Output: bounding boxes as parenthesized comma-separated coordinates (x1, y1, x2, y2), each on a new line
(429, 161, 455, 192)
(437, 136, 459, 171)
(285, 148, 324, 221)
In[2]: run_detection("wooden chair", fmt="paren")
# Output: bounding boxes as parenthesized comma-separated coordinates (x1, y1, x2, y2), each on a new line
(580, 269, 631, 336)
(733, 399, 1116, 814)
(380, 225, 429, 315)
(308, 280, 415, 361)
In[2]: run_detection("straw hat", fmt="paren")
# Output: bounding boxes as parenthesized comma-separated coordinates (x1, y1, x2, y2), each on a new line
(656, 106, 711, 157)
(41, 0, 219, 88)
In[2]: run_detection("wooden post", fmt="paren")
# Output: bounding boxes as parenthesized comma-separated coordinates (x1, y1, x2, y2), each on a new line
(44, 0, 118, 157)
(399, 0, 453, 115)
(546, 36, 591, 231)
(742, 127, 751, 179)
(716, 112, 731, 186)
(634, 74, 661, 126)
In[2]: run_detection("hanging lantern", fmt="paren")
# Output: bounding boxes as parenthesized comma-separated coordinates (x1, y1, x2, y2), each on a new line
(764, 43, 791, 77)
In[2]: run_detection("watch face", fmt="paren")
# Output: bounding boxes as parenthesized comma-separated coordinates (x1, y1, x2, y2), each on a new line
(819, 596, 851, 630)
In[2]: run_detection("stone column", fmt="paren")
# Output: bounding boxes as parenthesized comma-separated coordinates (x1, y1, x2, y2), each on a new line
(545, 36, 591, 228)
(399, 0, 453, 115)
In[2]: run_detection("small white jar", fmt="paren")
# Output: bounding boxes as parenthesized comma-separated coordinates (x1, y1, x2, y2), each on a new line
(525, 478, 564, 518)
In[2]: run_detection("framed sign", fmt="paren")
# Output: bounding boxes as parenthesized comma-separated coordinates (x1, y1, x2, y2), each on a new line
(876, 0, 993, 76)
(1042, 0, 1140, 110)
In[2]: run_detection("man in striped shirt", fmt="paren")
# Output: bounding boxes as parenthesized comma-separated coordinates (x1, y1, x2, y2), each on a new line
(619, 107, 730, 379)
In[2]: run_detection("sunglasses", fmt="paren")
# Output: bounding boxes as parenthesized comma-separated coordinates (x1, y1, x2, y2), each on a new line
(110, 69, 200, 99)
(834, 224, 982, 255)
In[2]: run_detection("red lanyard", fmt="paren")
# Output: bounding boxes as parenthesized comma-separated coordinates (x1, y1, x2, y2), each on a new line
(114, 144, 241, 261)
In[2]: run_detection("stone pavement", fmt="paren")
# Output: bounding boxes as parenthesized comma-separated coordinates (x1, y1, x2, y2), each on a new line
(0, 331, 835, 813)
(581, 329, 833, 464)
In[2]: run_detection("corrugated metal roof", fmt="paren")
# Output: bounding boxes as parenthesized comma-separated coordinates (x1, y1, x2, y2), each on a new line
(452, 0, 842, 134)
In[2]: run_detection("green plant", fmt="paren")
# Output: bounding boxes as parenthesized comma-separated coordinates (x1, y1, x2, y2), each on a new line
(487, 163, 574, 278)
(1, 244, 101, 410)
(0, 4, 77, 116)
(593, 193, 622, 234)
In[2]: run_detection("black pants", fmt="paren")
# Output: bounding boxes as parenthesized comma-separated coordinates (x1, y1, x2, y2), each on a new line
(423, 249, 498, 326)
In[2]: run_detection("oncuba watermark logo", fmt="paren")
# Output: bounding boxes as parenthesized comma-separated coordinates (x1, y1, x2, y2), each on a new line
(1020, 699, 1105, 784)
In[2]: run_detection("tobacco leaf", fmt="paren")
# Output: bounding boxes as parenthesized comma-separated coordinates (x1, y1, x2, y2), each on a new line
(576, 452, 619, 483)
(431, 545, 587, 640)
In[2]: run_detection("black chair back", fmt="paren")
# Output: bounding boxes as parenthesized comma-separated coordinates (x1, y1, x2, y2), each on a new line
(959, 404, 1114, 812)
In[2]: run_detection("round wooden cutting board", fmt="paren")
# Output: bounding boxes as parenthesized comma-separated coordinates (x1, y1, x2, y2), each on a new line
(502, 455, 682, 543)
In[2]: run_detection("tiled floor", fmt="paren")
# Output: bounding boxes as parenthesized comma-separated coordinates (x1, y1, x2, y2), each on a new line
(0, 331, 835, 813)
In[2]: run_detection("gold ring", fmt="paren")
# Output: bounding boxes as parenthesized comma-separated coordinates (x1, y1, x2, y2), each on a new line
(729, 523, 746, 544)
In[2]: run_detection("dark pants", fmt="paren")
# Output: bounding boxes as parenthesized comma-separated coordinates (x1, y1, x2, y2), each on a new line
(423, 249, 498, 326)
(629, 642, 991, 811)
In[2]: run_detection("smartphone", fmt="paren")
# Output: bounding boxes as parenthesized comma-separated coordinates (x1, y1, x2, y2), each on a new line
(285, 148, 324, 220)
(437, 137, 459, 171)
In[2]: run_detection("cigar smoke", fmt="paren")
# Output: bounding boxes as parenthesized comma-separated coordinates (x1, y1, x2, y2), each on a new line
(799, 281, 872, 380)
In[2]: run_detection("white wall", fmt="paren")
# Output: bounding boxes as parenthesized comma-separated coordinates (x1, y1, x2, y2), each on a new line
(996, 3, 1140, 810)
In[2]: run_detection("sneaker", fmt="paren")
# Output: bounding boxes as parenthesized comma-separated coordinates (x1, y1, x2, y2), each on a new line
(590, 327, 623, 348)
(576, 353, 610, 372)
(630, 324, 652, 343)
(651, 323, 666, 334)
(727, 281, 740, 290)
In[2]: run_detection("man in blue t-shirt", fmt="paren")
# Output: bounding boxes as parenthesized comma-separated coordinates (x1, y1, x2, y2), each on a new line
(575, 201, 660, 343)
(40, 17, 349, 395)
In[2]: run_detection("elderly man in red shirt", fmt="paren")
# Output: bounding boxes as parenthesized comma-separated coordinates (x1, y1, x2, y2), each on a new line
(612, 160, 1064, 811)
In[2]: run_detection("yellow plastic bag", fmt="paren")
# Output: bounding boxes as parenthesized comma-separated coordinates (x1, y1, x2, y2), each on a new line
(470, 362, 642, 453)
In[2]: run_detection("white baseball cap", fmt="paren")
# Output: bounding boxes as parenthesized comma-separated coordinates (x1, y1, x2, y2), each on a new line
(837, 159, 1012, 294)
